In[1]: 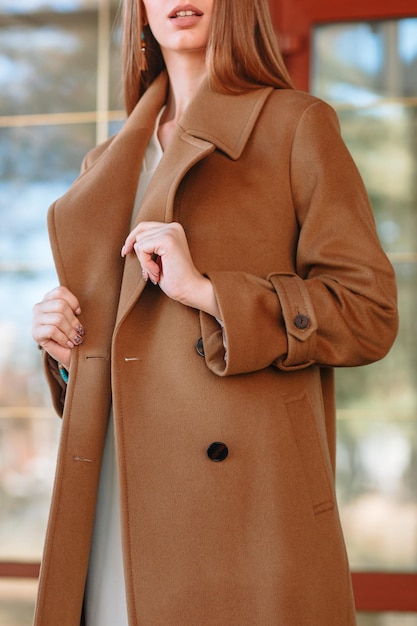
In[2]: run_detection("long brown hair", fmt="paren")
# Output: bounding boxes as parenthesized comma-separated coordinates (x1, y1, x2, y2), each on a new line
(122, 0, 294, 116)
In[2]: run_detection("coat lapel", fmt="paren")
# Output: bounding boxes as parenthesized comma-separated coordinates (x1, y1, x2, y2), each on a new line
(115, 128, 216, 328)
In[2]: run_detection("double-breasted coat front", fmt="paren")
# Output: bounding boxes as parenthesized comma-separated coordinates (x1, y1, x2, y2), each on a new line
(34, 72, 398, 625)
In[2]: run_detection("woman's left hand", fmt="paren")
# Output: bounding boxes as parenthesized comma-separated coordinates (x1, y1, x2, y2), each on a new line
(121, 221, 221, 318)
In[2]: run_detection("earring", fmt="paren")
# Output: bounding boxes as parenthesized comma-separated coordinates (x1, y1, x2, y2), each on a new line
(140, 30, 148, 71)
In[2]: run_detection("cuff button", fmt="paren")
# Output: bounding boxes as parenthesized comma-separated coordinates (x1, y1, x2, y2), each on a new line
(293, 314, 310, 330)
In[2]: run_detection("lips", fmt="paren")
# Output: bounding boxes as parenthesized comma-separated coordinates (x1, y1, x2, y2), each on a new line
(169, 4, 203, 18)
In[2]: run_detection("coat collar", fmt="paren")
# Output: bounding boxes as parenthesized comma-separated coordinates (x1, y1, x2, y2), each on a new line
(179, 78, 273, 160)
(113, 71, 274, 161)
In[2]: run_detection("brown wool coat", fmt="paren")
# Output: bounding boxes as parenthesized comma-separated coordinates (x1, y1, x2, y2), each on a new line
(34, 72, 398, 626)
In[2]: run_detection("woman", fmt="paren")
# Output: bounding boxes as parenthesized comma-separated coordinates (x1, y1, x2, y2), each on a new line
(32, 0, 398, 624)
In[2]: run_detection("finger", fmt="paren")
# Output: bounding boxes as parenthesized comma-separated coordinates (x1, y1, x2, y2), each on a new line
(35, 323, 78, 349)
(33, 314, 84, 349)
(121, 221, 167, 257)
(32, 301, 85, 348)
(34, 299, 85, 336)
(133, 242, 160, 284)
(42, 285, 82, 315)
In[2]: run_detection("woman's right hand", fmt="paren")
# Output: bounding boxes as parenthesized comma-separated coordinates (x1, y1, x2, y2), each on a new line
(32, 286, 85, 370)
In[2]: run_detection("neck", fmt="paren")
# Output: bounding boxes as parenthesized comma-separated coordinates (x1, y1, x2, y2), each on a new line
(161, 50, 208, 123)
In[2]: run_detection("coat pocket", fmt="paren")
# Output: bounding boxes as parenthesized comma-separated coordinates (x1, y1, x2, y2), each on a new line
(283, 391, 334, 515)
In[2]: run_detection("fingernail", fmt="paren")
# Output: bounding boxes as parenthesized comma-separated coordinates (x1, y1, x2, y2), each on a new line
(75, 307, 82, 315)
(76, 325, 85, 337)
(121, 246, 126, 257)
(142, 269, 148, 282)
(73, 335, 84, 346)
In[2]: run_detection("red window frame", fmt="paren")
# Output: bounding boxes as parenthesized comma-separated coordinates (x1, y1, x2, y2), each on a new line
(271, 0, 417, 91)
(1, 564, 417, 613)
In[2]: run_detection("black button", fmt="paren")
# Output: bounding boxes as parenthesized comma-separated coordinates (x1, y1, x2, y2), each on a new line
(207, 442, 229, 462)
(196, 337, 205, 357)
(293, 314, 310, 330)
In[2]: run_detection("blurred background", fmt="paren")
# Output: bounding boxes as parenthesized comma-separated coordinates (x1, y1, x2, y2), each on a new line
(0, 1, 416, 624)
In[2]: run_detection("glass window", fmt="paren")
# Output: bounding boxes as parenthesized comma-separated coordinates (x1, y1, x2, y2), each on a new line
(312, 19, 417, 572)
(0, 5, 123, 624)
(0, 10, 98, 116)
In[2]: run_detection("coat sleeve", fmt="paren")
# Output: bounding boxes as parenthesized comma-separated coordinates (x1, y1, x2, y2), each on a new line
(200, 100, 399, 376)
